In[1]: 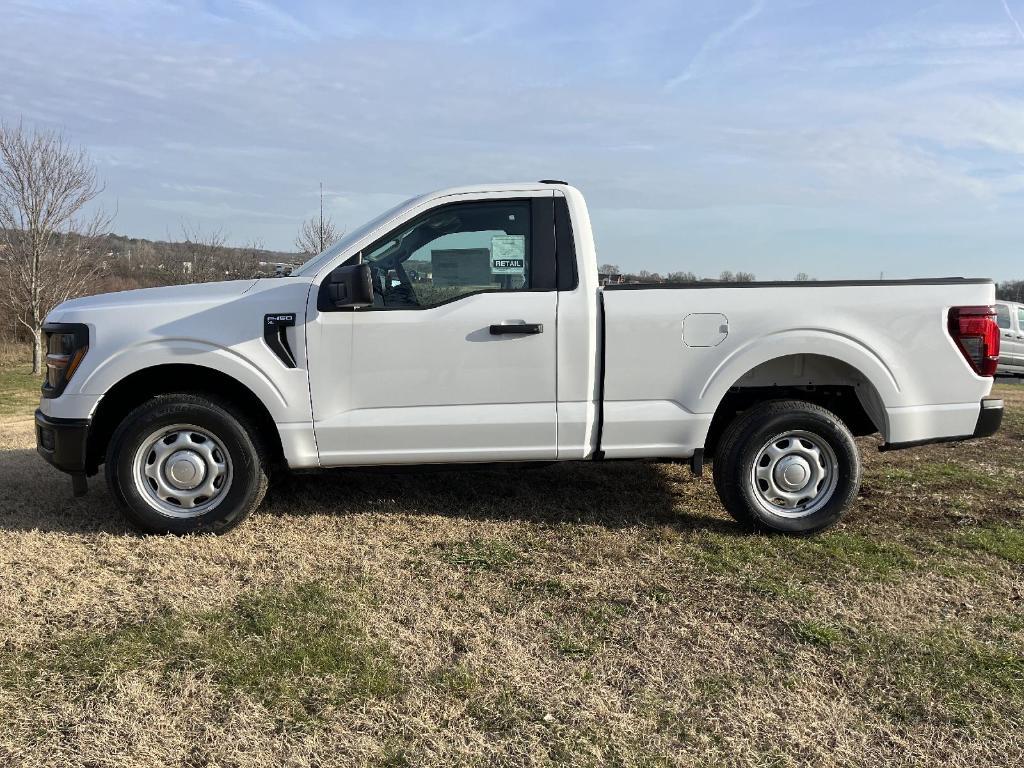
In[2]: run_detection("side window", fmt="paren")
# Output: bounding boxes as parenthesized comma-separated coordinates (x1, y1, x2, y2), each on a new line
(362, 201, 532, 309)
(1018, 307, 1024, 329)
(996, 304, 1011, 329)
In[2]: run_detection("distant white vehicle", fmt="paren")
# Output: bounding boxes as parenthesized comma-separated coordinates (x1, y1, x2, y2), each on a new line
(35, 181, 1003, 535)
(995, 301, 1024, 376)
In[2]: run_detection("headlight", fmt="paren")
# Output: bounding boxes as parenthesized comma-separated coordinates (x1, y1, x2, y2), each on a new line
(41, 323, 89, 398)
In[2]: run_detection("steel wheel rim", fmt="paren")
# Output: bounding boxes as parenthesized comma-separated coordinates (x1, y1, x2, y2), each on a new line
(132, 423, 233, 518)
(749, 430, 839, 519)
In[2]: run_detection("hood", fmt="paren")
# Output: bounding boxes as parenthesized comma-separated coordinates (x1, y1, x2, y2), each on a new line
(47, 279, 260, 321)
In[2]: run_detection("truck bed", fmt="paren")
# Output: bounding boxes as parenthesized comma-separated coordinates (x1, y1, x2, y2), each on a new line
(597, 278, 995, 459)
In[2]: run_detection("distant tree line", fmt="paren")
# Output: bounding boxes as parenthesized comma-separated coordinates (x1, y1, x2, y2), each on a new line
(599, 263, 771, 284)
(997, 281, 1024, 303)
(0, 225, 303, 350)
(0, 118, 345, 363)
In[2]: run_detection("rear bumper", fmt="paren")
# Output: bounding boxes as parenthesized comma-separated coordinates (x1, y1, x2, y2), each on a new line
(881, 397, 1003, 452)
(35, 409, 90, 474)
(974, 397, 1004, 438)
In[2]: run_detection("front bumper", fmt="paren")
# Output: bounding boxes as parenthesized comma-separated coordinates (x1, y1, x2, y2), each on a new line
(881, 397, 1003, 451)
(35, 409, 90, 474)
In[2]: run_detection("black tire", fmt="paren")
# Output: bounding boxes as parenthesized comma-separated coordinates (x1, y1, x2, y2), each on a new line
(105, 393, 269, 534)
(712, 400, 860, 534)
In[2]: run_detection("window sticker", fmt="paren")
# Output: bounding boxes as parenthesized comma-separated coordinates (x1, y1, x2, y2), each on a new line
(490, 235, 526, 275)
(431, 249, 492, 286)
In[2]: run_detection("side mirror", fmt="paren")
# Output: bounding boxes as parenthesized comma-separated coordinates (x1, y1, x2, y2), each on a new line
(321, 262, 373, 309)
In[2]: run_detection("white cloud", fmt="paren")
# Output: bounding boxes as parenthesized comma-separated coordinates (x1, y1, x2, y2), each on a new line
(224, 0, 316, 40)
(665, 0, 765, 89)
(1001, 0, 1024, 43)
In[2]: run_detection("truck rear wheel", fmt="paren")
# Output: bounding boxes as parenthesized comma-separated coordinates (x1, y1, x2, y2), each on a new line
(712, 400, 860, 534)
(105, 394, 269, 535)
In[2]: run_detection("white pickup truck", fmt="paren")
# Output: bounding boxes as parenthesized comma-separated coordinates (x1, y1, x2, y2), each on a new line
(35, 181, 1003, 535)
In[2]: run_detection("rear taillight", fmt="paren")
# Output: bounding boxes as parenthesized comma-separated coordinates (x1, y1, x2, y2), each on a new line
(948, 305, 999, 377)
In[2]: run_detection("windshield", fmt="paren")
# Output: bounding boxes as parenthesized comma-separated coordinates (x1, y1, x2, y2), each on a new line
(291, 195, 420, 277)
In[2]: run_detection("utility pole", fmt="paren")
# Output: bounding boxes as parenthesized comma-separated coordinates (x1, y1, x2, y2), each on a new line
(319, 181, 325, 253)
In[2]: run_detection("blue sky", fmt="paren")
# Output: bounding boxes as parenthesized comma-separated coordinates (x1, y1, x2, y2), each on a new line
(3, 0, 1024, 279)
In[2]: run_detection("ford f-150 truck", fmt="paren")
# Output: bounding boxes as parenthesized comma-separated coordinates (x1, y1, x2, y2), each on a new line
(35, 181, 1004, 535)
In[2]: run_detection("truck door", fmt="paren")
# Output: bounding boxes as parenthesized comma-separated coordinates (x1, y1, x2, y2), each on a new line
(1016, 306, 1024, 369)
(309, 193, 559, 465)
(996, 304, 1015, 370)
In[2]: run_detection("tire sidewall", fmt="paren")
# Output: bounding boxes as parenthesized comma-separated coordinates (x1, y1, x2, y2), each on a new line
(108, 398, 263, 534)
(734, 408, 859, 534)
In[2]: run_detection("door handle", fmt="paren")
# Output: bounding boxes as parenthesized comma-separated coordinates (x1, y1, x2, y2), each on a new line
(490, 323, 543, 335)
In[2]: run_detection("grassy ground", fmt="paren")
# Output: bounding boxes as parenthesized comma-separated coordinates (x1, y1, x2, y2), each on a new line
(0, 344, 39, 419)
(0, 355, 1021, 767)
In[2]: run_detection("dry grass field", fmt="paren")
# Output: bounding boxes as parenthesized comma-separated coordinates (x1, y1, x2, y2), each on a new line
(0, 351, 1021, 767)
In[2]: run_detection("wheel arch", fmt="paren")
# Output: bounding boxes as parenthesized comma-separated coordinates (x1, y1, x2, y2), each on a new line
(703, 350, 891, 459)
(85, 363, 285, 474)
(700, 329, 900, 404)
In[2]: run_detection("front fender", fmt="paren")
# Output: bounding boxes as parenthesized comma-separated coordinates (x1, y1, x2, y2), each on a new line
(77, 338, 307, 424)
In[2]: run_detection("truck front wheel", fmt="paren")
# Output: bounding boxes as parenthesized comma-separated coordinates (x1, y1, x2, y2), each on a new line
(712, 400, 861, 534)
(105, 394, 269, 534)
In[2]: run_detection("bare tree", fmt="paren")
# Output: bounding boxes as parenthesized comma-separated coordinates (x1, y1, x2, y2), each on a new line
(237, 238, 266, 278)
(997, 280, 1024, 302)
(295, 182, 340, 256)
(666, 271, 698, 282)
(598, 263, 620, 275)
(178, 221, 228, 282)
(0, 120, 109, 373)
(719, 270, 756, 282)
(636, 269, 663, 282)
